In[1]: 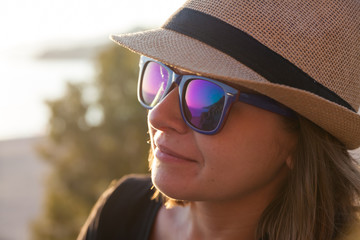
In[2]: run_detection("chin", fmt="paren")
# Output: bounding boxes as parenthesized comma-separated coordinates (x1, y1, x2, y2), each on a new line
(151, 167, 197, 201)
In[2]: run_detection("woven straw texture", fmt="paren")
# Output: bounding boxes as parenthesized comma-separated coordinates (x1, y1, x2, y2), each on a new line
(186, 0, 360, 110)
(111, 0, 360, 149)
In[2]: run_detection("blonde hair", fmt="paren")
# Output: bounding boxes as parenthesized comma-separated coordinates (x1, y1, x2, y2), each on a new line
(257, 117, 360, 240)
(149, 116, 360, 240)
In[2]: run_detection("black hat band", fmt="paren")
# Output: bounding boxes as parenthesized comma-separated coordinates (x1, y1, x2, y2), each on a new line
(163, 8, 355, 112)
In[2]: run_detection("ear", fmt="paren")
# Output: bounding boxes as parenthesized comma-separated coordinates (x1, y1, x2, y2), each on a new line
(286, 155, 294, 169)
(285, 131, 297, 170)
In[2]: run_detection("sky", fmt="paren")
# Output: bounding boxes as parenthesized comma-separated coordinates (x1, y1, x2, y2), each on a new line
(0, 0, 185, 140)
(1, 0, 184, 54)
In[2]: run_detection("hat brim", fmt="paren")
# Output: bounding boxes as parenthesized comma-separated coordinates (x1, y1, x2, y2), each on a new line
(111, 28, 360, 150)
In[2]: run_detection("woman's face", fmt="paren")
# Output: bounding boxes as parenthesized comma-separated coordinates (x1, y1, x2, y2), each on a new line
(148, 84, 297, 204)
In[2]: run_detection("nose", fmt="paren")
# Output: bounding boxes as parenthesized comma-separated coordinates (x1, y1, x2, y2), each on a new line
(147, 86, 189, 134)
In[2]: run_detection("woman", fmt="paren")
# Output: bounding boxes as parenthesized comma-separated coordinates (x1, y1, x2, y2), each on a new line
(78, 0, 360, 239)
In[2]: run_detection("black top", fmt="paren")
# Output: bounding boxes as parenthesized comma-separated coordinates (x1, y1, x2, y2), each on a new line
(77, 175, 162, 240)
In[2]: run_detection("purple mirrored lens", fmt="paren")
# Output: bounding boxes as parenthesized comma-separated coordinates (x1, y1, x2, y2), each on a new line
(184, 80, 225, 131)
(141, 62, 169, 107)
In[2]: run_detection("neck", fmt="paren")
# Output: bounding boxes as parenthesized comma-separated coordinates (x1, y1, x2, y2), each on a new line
(164, 193, 273, 240)
(151, 168, 288, 240)
(187, 199, 265, 240)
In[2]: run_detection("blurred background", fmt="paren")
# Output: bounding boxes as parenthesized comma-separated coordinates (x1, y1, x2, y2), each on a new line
(0, 0, 184, 239)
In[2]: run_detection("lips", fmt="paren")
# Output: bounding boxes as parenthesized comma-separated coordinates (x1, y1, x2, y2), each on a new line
(154, 143, 197, 163)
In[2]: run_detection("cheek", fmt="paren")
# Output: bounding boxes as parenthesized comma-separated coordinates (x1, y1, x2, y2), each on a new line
(198, 110, 286, 167)
(195, 136, 289, 200)
(192, 112, 294, 199)
(198, 131, 284, 176)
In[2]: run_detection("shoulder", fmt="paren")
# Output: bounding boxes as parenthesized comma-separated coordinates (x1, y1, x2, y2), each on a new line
(77, 174, 162, 240)
(101, 174, 158, 217)
(108, 174, 154, 202)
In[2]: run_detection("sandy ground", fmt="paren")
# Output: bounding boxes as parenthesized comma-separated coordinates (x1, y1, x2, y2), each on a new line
(0, 137, 49, 240)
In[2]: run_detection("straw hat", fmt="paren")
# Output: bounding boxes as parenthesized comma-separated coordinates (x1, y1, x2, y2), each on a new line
(111, 0, 360, 149)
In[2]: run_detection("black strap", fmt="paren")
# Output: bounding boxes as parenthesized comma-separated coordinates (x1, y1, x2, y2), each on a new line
(163, 8, 355, 112)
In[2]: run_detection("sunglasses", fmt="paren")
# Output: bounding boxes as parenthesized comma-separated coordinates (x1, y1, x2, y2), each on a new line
(138, 56, 295, 134)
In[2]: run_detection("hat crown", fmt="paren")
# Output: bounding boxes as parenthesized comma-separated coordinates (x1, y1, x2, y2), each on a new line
(183, 0, 360, 111)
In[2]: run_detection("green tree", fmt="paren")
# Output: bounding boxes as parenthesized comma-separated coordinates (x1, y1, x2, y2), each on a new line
(31, 45, 149, 240)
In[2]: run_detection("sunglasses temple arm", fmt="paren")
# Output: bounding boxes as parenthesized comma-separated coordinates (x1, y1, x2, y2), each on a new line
(238, 93, 296, 118)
